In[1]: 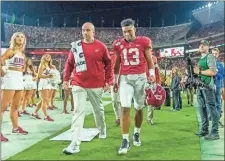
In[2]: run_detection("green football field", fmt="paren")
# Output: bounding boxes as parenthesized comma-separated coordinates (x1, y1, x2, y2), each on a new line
(8, 96, 201, 160)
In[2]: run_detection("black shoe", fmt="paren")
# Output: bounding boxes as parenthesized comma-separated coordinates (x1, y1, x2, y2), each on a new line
(204, 133, 220, 140)
(133, 132, 141, 146)
(195, 131, 209, 137)
(118, 139, 130, 154)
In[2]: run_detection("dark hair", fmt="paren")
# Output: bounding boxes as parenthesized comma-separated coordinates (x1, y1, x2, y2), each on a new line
(120, 18, 135, 27)
(24, 59, 34, 75)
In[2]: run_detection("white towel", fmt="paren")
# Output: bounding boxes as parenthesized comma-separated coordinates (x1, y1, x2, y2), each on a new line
(71, 40, 87, 72)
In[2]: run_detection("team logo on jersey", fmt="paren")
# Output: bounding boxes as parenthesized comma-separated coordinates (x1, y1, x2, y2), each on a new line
(154, 95, 162, 100)
(115, 42, 121, 46)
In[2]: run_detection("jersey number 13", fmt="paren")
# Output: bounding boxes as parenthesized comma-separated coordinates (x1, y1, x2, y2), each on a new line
(122, 48, 140, 66)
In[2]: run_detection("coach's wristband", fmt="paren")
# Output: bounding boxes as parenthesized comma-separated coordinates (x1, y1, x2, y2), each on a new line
(114, 74, 119, 84)
(149, 69, 155, 76)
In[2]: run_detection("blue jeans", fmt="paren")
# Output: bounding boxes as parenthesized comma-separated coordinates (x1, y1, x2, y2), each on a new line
(215, 88, 222, 118)
(197, 88, 219, 134)
(172, 90, 181, 110)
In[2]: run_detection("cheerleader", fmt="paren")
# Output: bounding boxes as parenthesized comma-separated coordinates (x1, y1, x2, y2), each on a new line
(31, 54, 54, 121)
(20, 59, 37, 115)
(63, 72, 74, 114)
(29, 65, 38, 107)
(1, 32, 28, 142)
(48, 65, 61, 110)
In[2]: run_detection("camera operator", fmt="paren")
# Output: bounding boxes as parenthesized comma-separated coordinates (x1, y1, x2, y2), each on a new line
(194, 40, 219, 140)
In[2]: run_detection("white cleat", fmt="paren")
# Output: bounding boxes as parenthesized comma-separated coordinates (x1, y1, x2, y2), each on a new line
(63, 146, 80, 155)
(118, 139, 130, 155)
(133, 133, 141, 146)
(99, 134, 107, 139)
(147, 120, 154, 125)
(99, 128, 107, 139)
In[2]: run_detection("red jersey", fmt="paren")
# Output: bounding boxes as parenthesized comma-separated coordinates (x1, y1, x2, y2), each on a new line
(113, 36, 152, 75)
(64, 39, 112, 88)
(109, 49, 117, 85)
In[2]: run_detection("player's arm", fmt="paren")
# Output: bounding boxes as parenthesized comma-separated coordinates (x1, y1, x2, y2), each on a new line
(143, 37, 155, 76)
(114, 50, 121, 84)
(0, 49, 14, 75)
(144, 47, 155, 76)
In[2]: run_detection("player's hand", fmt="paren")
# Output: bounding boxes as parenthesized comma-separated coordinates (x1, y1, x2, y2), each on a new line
(148, 75, 155, 83)
(103, 83, 110, 92)
(113, 83, 119, 93)
(63, 81, 69, 90)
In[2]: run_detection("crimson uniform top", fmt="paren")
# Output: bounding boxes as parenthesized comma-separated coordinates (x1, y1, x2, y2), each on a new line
(108, 49, 117, 85)
(113, 36, 152, 75)
(63, 39, 112, 88)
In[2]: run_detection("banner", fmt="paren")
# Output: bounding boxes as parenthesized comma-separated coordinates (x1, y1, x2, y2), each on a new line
(29, 50, 70, 55)
(159, 46, 184, 57)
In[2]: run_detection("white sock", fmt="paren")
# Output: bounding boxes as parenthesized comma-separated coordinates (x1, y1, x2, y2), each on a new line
(134, 127, 141, 134)
(122, 134, 129, 142)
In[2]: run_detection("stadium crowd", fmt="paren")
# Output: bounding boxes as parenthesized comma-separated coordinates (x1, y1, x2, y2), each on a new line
(4, 23, 192, 46)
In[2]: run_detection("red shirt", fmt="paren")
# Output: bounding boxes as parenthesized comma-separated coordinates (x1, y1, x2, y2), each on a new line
(113, 36, 152, 75)
(64, 39, 112, 88)
(109, 49, 117, 85)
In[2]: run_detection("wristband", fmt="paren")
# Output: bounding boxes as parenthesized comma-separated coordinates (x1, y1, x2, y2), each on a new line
(149, 69, 155, 76)
(114, 74, 119, 84)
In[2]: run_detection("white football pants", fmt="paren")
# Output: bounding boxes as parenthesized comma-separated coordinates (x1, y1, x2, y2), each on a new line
(110, 86, 120, 120)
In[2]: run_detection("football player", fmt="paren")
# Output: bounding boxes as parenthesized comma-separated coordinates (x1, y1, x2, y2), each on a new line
(109, 49, 121, 125)
(113, 18, 155, 154)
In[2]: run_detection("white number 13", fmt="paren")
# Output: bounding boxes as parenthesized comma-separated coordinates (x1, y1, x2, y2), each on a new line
(122, 48, 140, 66)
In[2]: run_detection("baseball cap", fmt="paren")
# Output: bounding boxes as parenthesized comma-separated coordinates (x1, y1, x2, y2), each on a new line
(200, 40, 210, 46)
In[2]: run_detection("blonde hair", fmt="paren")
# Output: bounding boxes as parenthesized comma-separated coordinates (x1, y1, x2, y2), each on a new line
(40, 54, 52, 68)
(212, 48, 220, 53)
(9, 32, 27, 52)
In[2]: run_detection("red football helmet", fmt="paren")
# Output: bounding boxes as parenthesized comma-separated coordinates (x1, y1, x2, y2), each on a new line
(145, 83, 166, 108)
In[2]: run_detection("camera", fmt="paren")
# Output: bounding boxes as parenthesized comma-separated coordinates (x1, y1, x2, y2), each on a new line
(184, 55, 209, 89)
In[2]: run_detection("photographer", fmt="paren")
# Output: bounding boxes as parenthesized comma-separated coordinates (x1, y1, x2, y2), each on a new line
(194, 40, 219, 140)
